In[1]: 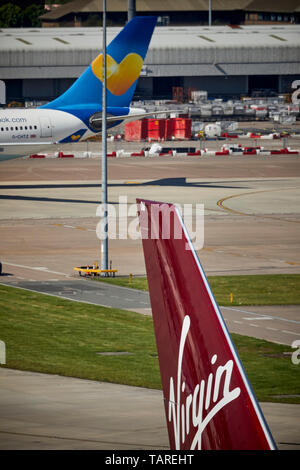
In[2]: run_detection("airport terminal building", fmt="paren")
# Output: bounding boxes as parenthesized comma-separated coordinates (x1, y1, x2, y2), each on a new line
(0, 23, 300, 105)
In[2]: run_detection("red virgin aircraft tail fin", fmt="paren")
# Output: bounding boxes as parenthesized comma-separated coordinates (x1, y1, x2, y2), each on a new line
(137, 198, 276, 450)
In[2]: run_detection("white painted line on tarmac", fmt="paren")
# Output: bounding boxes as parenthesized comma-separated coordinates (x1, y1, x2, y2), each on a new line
(282, 330, 300, 336)
(221, 305, 300, 325)
(3, 262, 69, 277)
(243, 316, 272, 321)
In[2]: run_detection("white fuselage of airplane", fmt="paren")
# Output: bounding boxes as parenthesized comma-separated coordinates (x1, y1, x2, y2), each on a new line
(0, 107, 144, 161)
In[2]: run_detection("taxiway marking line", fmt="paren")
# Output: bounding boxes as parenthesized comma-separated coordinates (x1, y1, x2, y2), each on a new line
(2, 262, 70, 277)
(221, 306, 300, 325)
(217, 186, 300, 223)
(243, 316, 273, 321)
(51, 223, 94, 232)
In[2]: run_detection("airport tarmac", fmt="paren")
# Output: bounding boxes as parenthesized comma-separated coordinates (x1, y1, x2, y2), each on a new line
(0, 367, 299, 451)
(0, 153, 300, 278)
(0, 146, 300, 450)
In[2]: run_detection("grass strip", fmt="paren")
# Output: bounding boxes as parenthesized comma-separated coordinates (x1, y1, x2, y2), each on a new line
(94, 274, 300, 306)
(0, 284, 299, 403)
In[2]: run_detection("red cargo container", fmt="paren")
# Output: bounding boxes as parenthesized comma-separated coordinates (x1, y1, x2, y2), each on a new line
(164, 118, 174, 140)
(171, 118, 192, 140)
(147, 119, 166, 140)
(125, 119, 147, 141)
(125, 118, 192, 141)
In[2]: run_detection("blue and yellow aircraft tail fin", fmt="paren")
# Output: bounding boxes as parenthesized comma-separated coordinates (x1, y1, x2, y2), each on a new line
(42, 16, 157, 112)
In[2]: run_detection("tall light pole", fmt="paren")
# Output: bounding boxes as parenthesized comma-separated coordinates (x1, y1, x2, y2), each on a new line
(208, 0, 212, 26)
(128, 0, 136, 22)
(101, 0, 108, 272)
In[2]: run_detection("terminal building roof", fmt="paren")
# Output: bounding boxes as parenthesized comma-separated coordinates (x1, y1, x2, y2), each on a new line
(1, 24, 300, 79)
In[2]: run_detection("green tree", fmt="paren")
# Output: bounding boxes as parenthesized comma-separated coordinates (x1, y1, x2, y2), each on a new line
(0, 3, 22, 27)
(22, 4, 45, 27)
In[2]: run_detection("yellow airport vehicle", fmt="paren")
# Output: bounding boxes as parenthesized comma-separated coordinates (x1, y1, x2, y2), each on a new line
(74, 265, 117, 277)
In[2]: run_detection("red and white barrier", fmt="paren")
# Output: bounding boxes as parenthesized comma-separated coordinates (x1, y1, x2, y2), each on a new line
(28, 139, 299, 160)
(28, 146, 298, 159)
(57, 151, 74, 158)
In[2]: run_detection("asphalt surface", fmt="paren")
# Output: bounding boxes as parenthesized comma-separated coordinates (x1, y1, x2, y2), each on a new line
(1, 156, 300, 277)
(0, 277, 151, 311)
(0, 367, 299, 451)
